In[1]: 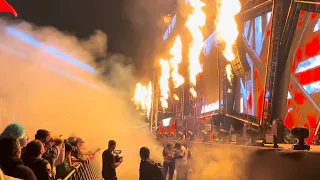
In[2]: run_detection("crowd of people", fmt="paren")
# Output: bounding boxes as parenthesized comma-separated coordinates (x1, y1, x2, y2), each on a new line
(0, 123, 192, 180)
(102, 140, 192, 180)
(0, 123, 95, 180)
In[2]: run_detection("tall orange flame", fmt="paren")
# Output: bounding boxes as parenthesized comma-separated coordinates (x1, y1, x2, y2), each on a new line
(215, 0, 241, 61)
(169, 36, 184, 88)
(185, 0, 206, 97)
(159, 59, 170, 109)
(133, 82, 152, 118)
(225, 64, 234, 85)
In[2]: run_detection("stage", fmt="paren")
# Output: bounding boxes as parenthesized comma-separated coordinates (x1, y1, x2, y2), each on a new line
(158, 139, 320, 180)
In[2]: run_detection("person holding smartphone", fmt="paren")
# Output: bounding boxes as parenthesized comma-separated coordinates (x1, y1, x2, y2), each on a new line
(162, 143, 175, 180)
(102, 140, 123, 180)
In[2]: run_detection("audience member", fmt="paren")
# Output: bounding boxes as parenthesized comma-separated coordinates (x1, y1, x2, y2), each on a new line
(19, 136, 29, 158)
(139, 147, 164, 180)
(0, 123, 25, 140)
(23, 140, 53, 180)
(174, 143, 188, 180)
(0, 168, 21, 180)
(56, 142, 80, 179)
(34, 129, 63, 178)
(0, 124, 98, 180)
(162, 143, 175, 180)
(0, 138, 36, 180)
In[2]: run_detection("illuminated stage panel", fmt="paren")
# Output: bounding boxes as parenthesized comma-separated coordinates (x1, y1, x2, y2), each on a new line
(285, 11, 320, 141)
(238, 11, 272, 117)
(163, 15, 177, 41)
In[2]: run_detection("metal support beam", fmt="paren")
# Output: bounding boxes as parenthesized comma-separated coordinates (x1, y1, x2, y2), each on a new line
(262, 0, 291, 125)
(151, 67, 159, 132)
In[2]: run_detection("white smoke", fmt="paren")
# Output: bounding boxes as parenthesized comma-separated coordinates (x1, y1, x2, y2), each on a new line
(0, 19, 161, 179)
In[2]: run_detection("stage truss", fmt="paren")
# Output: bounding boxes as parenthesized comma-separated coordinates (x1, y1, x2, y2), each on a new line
(232, 0, 320, 140)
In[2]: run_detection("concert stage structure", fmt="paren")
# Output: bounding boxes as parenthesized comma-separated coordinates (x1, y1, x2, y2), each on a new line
(150, 0, 320, 145)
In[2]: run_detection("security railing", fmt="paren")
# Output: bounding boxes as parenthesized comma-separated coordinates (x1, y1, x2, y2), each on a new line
(63, 158, 102, 180)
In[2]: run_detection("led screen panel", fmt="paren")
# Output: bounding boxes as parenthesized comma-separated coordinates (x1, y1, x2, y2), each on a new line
(237, 12, 272, 118)
(284, 11, 320, 141)
(202, 32, 219, 107)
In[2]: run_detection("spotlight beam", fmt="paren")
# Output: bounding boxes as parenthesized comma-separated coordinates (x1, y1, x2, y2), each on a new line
(0, 44, 103, 91)
(5, 27, 97, 74)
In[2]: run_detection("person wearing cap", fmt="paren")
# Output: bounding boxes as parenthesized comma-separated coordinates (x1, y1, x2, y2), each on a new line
(70, 137, 91, 163)
(56, 142, 81, 179)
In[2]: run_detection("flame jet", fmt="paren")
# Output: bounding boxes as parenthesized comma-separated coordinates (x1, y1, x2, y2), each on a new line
(169, 36, 184, 88)
(215, 0, 241, 61)
(185, 0, 206, 97)
(133, 82, 152, 118)
(159, 59, 170, 109)
(215, 0, 241, 85)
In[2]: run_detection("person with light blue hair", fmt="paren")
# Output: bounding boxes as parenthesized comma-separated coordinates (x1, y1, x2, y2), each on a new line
(0, 123, 25, 139)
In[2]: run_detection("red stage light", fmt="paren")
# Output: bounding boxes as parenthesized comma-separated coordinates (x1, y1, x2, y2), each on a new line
(0, 0, 17, 17)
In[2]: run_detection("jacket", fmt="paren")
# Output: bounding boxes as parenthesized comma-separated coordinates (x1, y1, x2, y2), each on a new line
(139, 159, 164, 180)
(0, 157, 37, 180)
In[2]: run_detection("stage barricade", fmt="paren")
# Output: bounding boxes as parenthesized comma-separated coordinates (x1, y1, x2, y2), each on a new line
(62, 158, 102, 180)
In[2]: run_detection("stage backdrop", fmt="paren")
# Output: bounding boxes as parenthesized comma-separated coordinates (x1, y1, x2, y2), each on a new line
(284, 11, 320, 141)
(236, 11, 272, 118)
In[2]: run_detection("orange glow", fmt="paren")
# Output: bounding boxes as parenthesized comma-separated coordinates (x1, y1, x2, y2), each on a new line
(159, 59, 170, 109)
(169, 36, 184, 88)
(133, 82, 152, 118)
(185, 0, 206, 97)
(163, 14, 172, 24)
(215, 0, 241, 61)
(225, 64, 234, 85)
(190, 87, 197, 98)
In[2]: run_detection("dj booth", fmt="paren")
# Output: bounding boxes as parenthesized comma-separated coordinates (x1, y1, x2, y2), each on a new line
(158, 140, 320, 180)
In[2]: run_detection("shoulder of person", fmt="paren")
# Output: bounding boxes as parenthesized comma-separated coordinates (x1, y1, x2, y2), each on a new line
(38, 158, 50, 166)
(21, 165, 37, 180)
(17, 164, 35, 175)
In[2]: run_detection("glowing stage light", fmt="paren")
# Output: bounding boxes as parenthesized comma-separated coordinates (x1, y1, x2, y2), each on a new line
(0, 44, 103, 90)
(162, 117, 171, 127)
(5, 27, 96, 74)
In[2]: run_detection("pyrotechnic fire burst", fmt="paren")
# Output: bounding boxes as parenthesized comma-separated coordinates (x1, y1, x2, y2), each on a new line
(133, 82, 152, 118)
(215, 0, 241, 61)
(159, 59, 171, 109)
(225, 64, 234, 85)
(169, 36, 184, 88)
(185, 0, 206, 97)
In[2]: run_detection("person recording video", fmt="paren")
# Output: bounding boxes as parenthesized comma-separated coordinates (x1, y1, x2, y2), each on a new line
(102, 140, 123, 180)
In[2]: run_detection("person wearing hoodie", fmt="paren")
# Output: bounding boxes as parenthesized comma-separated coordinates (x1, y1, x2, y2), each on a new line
(0, 138, 36, 180)
(23, 140, 53, 180)
(139, 147, 164, 180)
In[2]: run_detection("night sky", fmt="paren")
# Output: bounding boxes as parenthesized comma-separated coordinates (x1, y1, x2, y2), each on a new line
(7, 0, 176, 77)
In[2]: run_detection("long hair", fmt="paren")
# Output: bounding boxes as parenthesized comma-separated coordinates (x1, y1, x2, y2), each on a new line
(0, 123, 25, 139)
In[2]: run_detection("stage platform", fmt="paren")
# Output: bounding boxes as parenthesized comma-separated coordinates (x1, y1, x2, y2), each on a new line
(157, 139, 320, 180)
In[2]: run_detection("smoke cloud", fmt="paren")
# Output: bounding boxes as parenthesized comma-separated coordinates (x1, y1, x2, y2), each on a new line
(0, 19, 161, 179)
(187, 144, 248, 180)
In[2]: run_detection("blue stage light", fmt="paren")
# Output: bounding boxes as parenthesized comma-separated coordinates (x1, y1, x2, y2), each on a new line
(0, 44, 103, 90)
(6, 27, 97, 74)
